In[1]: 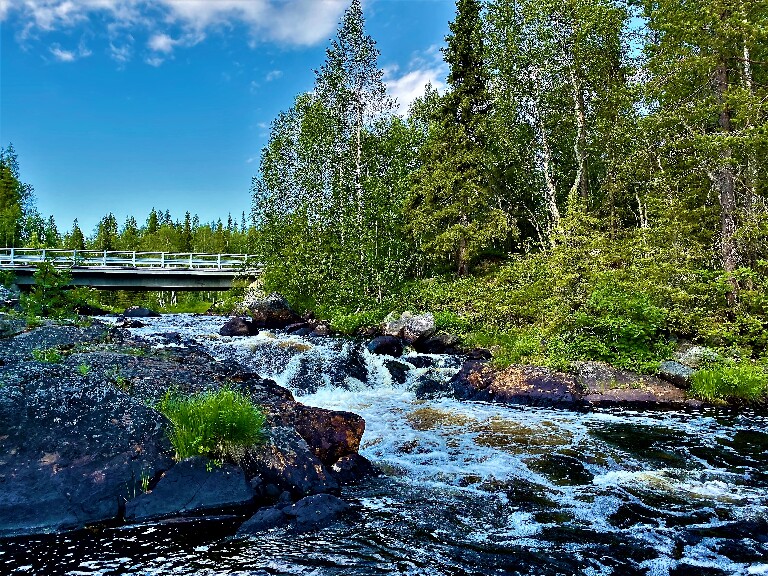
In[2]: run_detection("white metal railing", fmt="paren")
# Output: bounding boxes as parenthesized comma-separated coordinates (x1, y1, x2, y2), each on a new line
(0, 248, 259, 271)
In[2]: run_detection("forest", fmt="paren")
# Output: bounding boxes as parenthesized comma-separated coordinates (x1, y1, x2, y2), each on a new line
(2, 0, 767, 399)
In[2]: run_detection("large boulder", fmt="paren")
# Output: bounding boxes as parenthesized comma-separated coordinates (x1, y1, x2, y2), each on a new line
(219, 316, 258, 337)
(412, 333, 461, 355)
(125, 457, 255, 521)
(0, 367, 174, 537)
(279, 404, 365, 465)
(382, 312, 436, 344)
(367, 335, 403, 357)
(658, 360, 694, 388)
(248, 293, 301, 329)
(239, 427, 339, 497)
(676, 345, 720, 369)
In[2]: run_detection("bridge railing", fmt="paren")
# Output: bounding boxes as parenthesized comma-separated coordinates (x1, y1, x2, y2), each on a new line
(0, 248, 257, 270)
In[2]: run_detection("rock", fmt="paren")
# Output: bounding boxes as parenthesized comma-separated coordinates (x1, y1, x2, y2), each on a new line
(280, 404, 365, 465)
(74, 303, 111, 316)
(413, 372, 453, 399)
(0, 371, 174, 537)
(239, 427, 339, 498)
(284, 322, 309, 334)
(310, 323, 332, 337)
(466, 348, 493, 361)
(676, 345, 720, 369)
(115, 315, 145, 328)
(125, 457, 255, 521)
(573, 361, 698, 408)
(0, 314, 25, 339)
(219, 316, 258, 337)
(285, 493, 352, 532)
(237, 506, 289, 533)
(404, 355, 437, 369)
(527, 454, 594, 486)
(382, 312, 436, 344)
(237, 494, 352, 535)
(413, 333, 461, 354)
(330, 453, 376, 485)
(451, 361, 581, 408)
(367, 335, 403, 357)
(248, 293, 300, 329)
(659, 360, 694, 388)
(384, 359, 410, 384)
(123, 306, 161, 318)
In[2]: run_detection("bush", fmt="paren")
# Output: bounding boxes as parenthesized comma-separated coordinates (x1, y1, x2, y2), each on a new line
(690, 362, 768, 403)
(157, 387, 266, 462)
(32, 347, 63, 363)
(22, 261, 75, 319)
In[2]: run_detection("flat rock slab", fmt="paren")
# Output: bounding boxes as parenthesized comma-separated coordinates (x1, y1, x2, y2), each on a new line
(125, 457, 255, 521)
(237, 493, 352, 535)
(451, 360, 702, 410)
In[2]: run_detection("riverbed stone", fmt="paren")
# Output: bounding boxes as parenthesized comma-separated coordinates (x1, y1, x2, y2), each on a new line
(219, 316, 258, 337)
(125, 457, 255, 521)
(382, 312, 435, 344)
(367, 335, 403, 357)
(278, 404, 365, 465)
(330, 453, 376, 485)
(248, 293, 300, 328)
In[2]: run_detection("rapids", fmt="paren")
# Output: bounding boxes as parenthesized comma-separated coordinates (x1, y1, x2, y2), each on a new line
(3, 314, 767, 576)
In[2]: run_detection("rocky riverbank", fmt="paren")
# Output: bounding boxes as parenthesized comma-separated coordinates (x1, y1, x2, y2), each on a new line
(0, 313, 369, 539)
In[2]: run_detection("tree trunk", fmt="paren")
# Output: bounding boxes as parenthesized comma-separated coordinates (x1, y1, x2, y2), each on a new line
(569, 64, 589, 205)
(457, 236, 468, 276)
(713, 58, 739, 307)
(532, 70, 561, 243)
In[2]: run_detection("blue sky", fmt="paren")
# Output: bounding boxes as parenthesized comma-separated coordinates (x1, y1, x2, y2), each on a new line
(0, 0, 455, 236)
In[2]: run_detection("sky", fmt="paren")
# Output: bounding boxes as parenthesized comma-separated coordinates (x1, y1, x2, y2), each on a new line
(0, 0, 455, 237)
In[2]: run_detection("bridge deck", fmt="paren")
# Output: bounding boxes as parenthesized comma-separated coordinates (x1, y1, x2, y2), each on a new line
(0, 249, 260, 291)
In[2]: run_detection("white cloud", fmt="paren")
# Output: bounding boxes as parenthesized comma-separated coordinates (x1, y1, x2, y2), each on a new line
(384, 46, 448, 115)
(50, 44, 75, 61)
(265, 69, 282, 82)
(2, 0, 349, 61)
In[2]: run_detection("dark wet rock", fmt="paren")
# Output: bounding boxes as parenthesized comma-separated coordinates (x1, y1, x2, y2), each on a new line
(330, 453, 376, 485)
(383, 312, 436, 344)
(0, 314, 25, 339)
(0, 369, 174, 538)
(292, 327, 312, 337)
(414, 372, 453, 400)
(465, 348, 493, 361)
(384, 359, 410, 384)
(115, 315, 145, 328)
(451, 362, 581, 407)
(239, 427, 339, 498)
(125, 457, 255, 521)
(527, 454, 594, 486)
(219, 316, 258, 337)
(123, 306, 161, 318)
(279, 404, 365, 465)
(658, 360, 694, 388)
(0, 322, 110, 366)
(367, 335, 403, 357)
(284, 322, 309, 334)
(248, 293, 300, 329)
(237, 493, 352, 535)
(404, 355, 437, 369)
(413, 333, 461, 355)
(288, 342, 368, 394)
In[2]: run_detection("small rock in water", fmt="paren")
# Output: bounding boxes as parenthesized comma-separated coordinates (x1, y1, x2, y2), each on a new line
(382, 312, 435, 344)
(330, 453, 376, 485)
(219, 316, 258, 337)
(123, 306, 161, 318)
(248, 293, 301, 328)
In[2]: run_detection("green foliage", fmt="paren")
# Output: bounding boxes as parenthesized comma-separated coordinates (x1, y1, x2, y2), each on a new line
(77, 363, 90, 376)
(691, 362, 768, 403)
(22, 261, 75, 320)
(157, 387, 266, 462)
(32, 347, 63, 363)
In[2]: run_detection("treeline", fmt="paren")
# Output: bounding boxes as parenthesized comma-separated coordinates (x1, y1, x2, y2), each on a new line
(254, 0, 767, 309)
(0, 148, 256, 255)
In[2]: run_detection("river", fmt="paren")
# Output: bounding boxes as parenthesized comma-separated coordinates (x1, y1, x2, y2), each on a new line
(3, 314, 767, 575)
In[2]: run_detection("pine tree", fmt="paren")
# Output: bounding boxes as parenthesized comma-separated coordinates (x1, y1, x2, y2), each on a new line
(408, 0, 510, 275)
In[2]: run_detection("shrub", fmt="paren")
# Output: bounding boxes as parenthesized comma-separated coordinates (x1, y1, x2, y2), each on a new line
(157, 387, 266, 462)
(22, 261, 75, 319)
(32, 347, 63, 363)
(690, 362, 768, 403)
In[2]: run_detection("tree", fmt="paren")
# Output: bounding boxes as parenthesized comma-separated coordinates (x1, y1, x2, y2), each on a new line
(93, 213, 119, 251)
(64, 219, 86, 250)
(0, 144, 34, 247)
(642, 0, 768, 305)
(408, 0, 511, 275)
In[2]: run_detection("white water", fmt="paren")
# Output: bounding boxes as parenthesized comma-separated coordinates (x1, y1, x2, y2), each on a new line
(86, 314, 768, 575)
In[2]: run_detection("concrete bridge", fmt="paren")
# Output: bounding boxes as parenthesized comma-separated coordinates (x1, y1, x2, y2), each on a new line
(0, 248, 260, 291)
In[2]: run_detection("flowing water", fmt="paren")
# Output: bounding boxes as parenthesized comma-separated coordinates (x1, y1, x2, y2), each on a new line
(3, 315, 768, 575)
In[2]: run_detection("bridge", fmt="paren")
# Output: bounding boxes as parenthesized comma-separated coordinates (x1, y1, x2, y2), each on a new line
(0, 248, 260, 291)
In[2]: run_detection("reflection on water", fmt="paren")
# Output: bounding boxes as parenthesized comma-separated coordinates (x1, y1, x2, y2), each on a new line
(3, 315, 767, 576)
